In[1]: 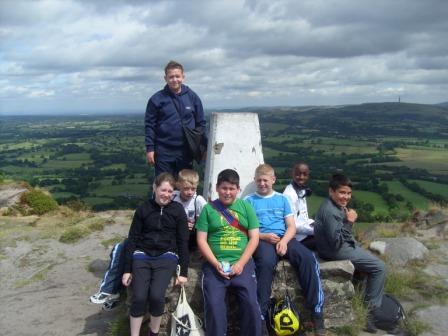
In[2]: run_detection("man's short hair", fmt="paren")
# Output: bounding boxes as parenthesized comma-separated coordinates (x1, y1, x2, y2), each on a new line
(255, 163, 275, 177)
(164, 60, 184, 74)
(329, 173, 353, 191)
(177, 169, 199, 187)
(217, 169, 240, 187)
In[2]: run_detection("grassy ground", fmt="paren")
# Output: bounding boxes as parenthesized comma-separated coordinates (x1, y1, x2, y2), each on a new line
(389, 147, 448, 175)
(410, 179, 448, 199)
(385, 181, 430, 210)
(353, 190, 389, 215)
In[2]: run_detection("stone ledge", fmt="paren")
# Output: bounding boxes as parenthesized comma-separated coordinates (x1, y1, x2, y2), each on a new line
(156, 253, 356, 333)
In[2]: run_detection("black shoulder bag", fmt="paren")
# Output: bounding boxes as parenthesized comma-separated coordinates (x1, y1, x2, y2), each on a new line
(170, 97, 206, 163)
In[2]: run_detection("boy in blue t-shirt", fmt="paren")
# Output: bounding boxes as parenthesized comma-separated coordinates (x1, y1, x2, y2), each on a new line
(245, 164, 326, 336)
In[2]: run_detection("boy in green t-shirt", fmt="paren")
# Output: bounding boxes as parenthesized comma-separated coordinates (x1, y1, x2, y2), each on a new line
(196, 169, 261, 336)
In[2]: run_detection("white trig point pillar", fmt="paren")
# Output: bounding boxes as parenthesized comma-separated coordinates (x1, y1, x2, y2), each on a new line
(203, 112, 264, 200)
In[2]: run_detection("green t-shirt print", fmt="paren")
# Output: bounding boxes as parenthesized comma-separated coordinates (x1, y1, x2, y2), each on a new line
(196, 199, 259, 264)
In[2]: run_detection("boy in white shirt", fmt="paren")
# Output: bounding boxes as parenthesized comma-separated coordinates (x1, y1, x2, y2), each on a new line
(172, 169, 207, 250)
(283, 162, 316, 249)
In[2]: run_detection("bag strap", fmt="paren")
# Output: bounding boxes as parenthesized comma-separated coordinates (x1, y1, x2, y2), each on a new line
(193, 195, 198, 222)
(170, 97, 187, 127)
(210, 199, 249, 237)
(281, 259, 290, 295)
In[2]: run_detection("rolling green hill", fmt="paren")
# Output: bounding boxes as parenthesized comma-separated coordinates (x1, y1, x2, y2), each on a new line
(1, 102, 447, 219)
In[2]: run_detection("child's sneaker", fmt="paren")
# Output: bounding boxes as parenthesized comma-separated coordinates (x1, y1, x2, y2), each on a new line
(102, 299, 120, 311)
(90, 292, 119, 304)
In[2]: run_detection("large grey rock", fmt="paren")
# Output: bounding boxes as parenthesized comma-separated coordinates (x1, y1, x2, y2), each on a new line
(376, 237, 429, 266)
(88, 259, 110, 278)
(423, 264, 448, 286)
(417, 305, 448, 336)
(0, 184, 28, 208)
(155, 253, 355, 334)
(369, 241, 387, 255)
(319, 259, 355, 280)
(425, 210, 448, 227)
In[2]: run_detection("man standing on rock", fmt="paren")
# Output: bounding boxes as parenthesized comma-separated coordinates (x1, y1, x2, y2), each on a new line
(145, 60, 206, 177)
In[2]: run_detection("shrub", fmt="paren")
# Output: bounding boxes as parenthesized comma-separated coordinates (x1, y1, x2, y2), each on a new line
(59, 226, 90, 243)
(88, 220, 104, 232)
(65, 199, 91, 212)
(20, 189, 58, 215)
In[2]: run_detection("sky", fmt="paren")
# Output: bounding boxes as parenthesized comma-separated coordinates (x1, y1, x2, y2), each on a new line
(1, 0, 448, 115)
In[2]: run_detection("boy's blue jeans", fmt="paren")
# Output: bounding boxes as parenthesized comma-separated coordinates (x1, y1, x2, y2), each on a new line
(99, 239, 128, 294)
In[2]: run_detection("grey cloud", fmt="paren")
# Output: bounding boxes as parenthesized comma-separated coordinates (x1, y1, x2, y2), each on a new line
(1, 0, 447, 114)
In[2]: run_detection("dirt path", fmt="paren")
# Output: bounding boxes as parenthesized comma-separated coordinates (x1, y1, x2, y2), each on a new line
(0, 212, 131, 336)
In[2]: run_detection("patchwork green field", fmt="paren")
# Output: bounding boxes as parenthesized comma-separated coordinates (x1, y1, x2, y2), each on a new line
(1, 102, 448, 218)
(385, 181, 430, 210)
(411, 180, 448, 198)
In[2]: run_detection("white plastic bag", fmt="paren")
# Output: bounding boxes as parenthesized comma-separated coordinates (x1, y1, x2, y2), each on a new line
(170, 286, 204, 336)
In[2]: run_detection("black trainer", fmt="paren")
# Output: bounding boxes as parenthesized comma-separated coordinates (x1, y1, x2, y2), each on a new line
(312, 314, 326, 336)
(364, 317, 378, 334)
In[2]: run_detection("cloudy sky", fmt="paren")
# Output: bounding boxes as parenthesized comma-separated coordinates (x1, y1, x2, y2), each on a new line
(1, 0, 447, 114)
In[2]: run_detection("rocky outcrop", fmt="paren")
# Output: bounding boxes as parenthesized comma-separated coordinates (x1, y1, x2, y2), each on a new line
(0, 184, 28, 209)
(408, 209, 448, 239)
(369, 237, 428, 266)
(155, 254, 355, 334)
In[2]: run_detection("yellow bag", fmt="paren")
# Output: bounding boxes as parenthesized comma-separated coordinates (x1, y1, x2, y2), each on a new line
(269, 293, 301, 336)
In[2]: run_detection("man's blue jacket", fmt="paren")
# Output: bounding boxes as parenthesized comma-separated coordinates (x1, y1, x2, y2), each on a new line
(145, 84, 205, 160)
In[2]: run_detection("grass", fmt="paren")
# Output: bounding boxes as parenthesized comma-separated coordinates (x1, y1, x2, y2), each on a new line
(59, 217, 106, 243)
(333, 286, 367, 336)
(375, 223, 402, 238)
(42, 159, 89, 169)
(410, 179, 448, 199)
(385, 263, 448, 304)
(101, 235, 125, 249)
(387, 147, 448, 175)
(107, 309, 130, 336)
(353, 190, 389, 215)
(83, 196, 115, 206)
(307, 195, 326, 217)
(15, 263, 54, 288)
(59, 225, 91, 243)
(92, 183, 149, 197)
(385, 181, 430, 210)
(403, 312, 431, 336)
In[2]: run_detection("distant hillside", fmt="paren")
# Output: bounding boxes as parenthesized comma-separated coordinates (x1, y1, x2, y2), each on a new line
(249, 102, 448, 138)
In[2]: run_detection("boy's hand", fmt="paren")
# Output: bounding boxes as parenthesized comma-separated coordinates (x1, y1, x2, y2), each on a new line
(187, 220, 195, 230)
(214, 261, 231, 280)
(230, 261, 244, 277)
(175, 276, 188, 286)
(276, 240, 288, 256)
(261, 233, 281, 245)
(345, 208, 358, 224)
(122, 273, 132, 287)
